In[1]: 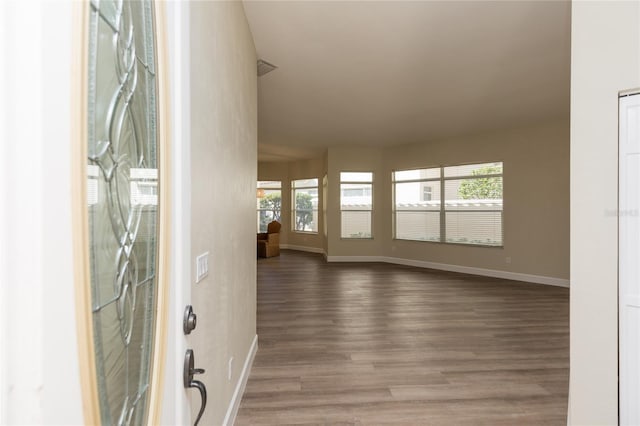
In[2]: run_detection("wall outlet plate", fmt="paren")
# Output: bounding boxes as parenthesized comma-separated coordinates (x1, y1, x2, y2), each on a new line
(196, 252, 209, 283)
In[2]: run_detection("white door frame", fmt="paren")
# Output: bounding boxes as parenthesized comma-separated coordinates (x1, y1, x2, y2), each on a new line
(0, 1, 83, 423)
(619, 91, 640, 426)
(162, 1, 192, 424)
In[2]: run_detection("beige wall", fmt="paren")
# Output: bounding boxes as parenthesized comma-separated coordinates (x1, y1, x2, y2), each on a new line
(569, 2, 640, 424)
(327, 145, 386, 256)
(190, 2, 257, 424)
(324, 120, 569, 281)
(383, 119, 569, 279)
(258, 157, 326, 251)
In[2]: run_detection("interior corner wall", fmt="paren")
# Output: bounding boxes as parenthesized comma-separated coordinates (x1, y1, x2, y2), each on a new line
(569, 1, 640, 424)
(258, 157, 326, 251)
(190, 2, 257, 424)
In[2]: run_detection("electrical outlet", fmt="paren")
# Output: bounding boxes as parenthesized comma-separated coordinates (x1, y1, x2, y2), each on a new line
(228, 357, 234, 381)
(505, 256, 512, 264)
(196, 252, 209, 283)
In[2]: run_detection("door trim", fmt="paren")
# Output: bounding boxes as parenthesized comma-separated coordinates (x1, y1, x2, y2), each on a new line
(148, 1, 171, 424)
(71, 2, 99, 424)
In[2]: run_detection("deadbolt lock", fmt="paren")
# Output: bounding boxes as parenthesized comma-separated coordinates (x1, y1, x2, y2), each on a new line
(184, 305, 197, 335)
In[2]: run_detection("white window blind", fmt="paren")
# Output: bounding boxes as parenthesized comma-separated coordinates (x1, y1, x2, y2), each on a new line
(394, 167, 441, 241)
(340, 172, 373, 238)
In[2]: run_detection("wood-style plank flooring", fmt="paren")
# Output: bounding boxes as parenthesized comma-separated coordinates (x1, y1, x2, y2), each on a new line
(236, 250, 569, 425)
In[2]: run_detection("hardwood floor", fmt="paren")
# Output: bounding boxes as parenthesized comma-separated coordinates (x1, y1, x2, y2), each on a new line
(236, 250, 569, 425)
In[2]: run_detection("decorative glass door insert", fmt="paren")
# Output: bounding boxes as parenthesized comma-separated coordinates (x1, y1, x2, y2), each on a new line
(87, 0, 159, 424)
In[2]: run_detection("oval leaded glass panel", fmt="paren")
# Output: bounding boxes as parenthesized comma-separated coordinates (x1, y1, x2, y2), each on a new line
(87, 0, 159, 424)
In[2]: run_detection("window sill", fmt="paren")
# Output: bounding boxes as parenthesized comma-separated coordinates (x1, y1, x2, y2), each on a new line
(392, 238, 503, 248)
(340, 237, 374, 241)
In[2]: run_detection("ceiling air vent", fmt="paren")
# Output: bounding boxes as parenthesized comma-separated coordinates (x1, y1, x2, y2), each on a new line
(257, 59, 278, 77)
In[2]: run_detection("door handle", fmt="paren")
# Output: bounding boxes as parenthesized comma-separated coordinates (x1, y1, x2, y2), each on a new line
(184, 349, 207, 426)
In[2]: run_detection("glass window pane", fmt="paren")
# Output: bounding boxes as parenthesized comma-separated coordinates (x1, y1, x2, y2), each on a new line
(257, 210, 279, 233)
(88, 1, 158, 424)
(341, 211, 372, 238)
(294, 188, 318, 205)
(340, 172, 373, 182)
(257, 189, 281, 208)
(446, 211, 502, 245)
(292, 178, 318, 188)
(395, 211, 440, 241)
(294, 210, 318, 232)
(395, 181, 441, 210)
(93, 0, 120, 31)
(256, 181, 281, 232)
(444, 162, 503, 178)
(394, 168, 440, 181)
(341, 183, 372, 210)
(444, 177, 503, 209)
(294, 179, 318, 232)
(257, 181, 281, 189)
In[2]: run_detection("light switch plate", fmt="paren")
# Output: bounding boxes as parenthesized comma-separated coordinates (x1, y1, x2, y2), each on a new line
(195, 252, 209, 283)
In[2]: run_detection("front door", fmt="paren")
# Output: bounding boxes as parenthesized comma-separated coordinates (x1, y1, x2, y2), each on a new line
(74, 1, 182, 424)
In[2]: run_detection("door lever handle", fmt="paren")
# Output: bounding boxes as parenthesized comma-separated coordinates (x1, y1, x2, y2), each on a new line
(184, 349, 207, 426)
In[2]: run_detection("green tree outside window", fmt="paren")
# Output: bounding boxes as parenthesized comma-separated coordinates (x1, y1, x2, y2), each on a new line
(458, 165, 503, 199)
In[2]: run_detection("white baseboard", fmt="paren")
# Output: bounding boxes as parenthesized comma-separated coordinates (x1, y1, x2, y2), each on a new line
(280, 244, 325, 254)
(326, 255, 386, 263)
(326, 255, 569, 288)
(222, 334, 258, 426)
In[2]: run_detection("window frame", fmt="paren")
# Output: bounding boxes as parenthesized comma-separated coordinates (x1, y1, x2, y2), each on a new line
(392, 161, 504, 247)
(291, 178, 319, 234)
(339, 171, 374, 240)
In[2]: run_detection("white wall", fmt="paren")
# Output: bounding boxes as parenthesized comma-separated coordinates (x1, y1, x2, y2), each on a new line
(569, 1, 640, 424)
(189, 2, 258, 424)
(0, 1, 83, 423)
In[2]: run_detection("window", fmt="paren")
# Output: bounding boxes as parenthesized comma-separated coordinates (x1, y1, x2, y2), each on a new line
(292, 178, 319, 232)
(257, 181, 281, 233)
(340, 172, 373, 238)
(393, 162, 503, 246)
(394, 167, 441, 242)
(322, 175, 328, 238)
(422, 185, 432, 201)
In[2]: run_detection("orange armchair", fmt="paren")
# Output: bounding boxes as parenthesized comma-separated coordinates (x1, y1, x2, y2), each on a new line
(257, 220, 281, 258)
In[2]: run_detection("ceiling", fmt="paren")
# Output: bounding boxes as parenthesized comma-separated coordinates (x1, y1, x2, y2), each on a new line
(243, 1, 571, 162)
